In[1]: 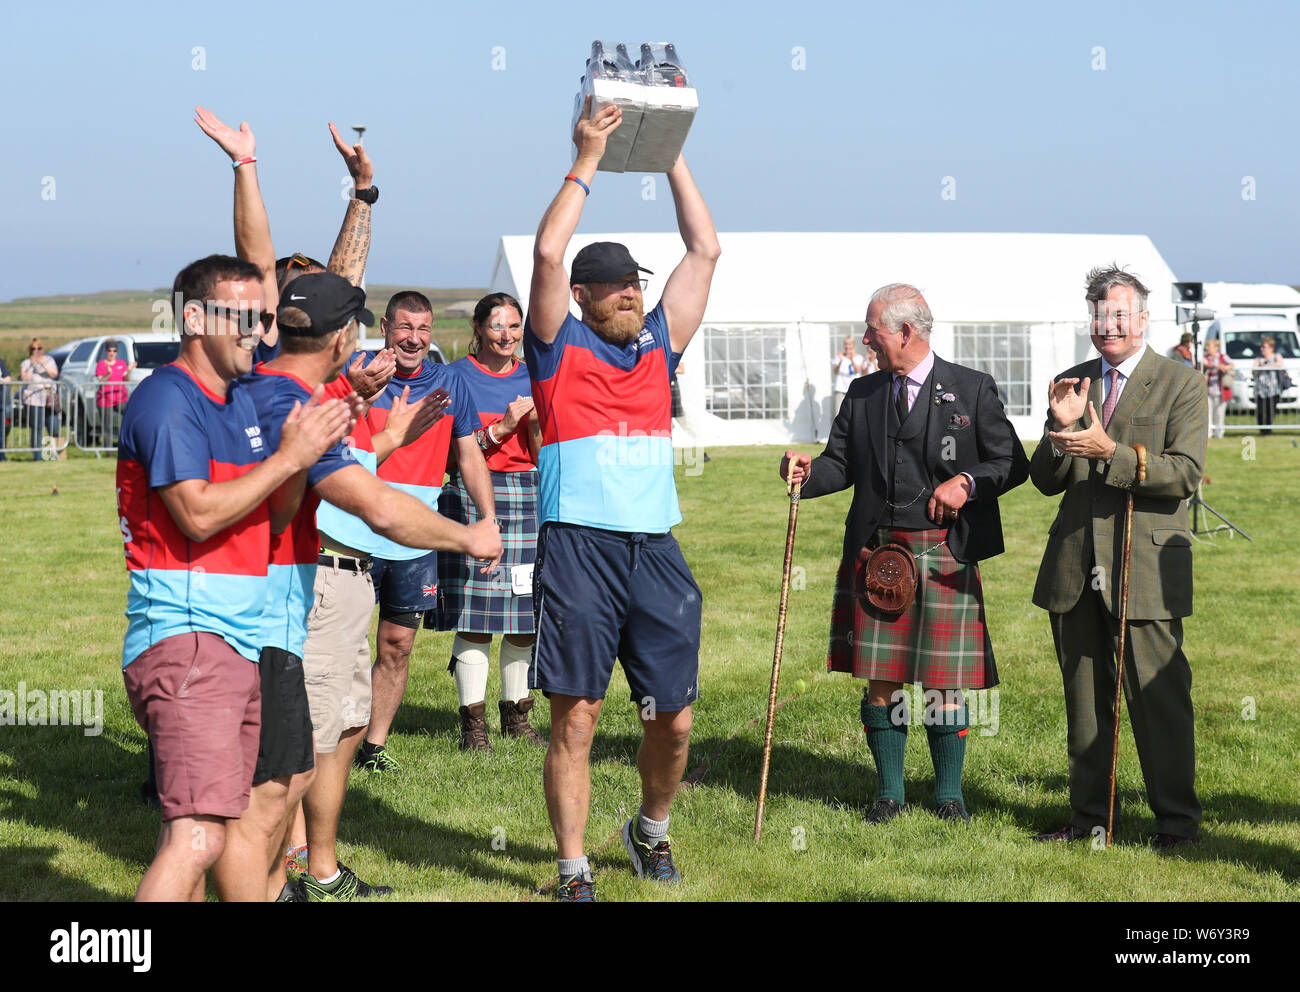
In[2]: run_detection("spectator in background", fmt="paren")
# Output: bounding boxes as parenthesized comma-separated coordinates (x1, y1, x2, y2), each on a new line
(832, 334, 865, 416)
(20, 338, 59, 461)
(1203, 337, 1232, 440)
(1170, 332, 1195, 366)
(1253, 336, 1285, 436)
(0, 356, 11, 461)
(96, 340, 135, 445)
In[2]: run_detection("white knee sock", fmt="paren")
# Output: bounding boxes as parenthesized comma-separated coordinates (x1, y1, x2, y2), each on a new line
(499, 639, 533, 702)
(452, 635, 490, 707)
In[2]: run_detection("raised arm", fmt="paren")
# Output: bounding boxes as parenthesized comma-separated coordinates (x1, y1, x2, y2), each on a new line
(659, 155, 722, 354)
(194, 106, 280, 343)
(326, 122, 374, 287)
(529, 97, 623, 343)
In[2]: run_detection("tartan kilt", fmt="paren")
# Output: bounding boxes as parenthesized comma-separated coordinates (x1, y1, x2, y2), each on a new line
(827, 527, 998, 689)
(427, 468, 538, 634)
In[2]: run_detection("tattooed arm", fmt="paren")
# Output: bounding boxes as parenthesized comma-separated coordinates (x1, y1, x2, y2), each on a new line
(327, 122, 374, 288)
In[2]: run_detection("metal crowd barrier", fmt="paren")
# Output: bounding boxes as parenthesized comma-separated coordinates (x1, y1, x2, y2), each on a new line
(1, 379, 69, 461)
(0, 379, 141, 460)
(1218, 367, 1299, 434)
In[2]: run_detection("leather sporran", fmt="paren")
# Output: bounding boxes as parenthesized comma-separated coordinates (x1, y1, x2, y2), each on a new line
(855, 543, 918, 617)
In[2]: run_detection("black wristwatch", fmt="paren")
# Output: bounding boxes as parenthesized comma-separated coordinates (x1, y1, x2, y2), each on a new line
(354, 185, 379, 204)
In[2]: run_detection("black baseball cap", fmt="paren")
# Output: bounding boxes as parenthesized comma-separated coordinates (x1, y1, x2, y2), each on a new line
(277, 272, 374, 336)
(570, 242, 653, 285)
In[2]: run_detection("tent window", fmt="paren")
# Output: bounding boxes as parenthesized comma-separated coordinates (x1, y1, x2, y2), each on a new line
(952, 323, 1032, 415)
(829, 323, 868, 358)
(702, 326, 787, 420)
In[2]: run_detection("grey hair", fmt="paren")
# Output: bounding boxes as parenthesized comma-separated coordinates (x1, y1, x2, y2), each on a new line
(1084, 264, 1149, 312)
(869, 283, 933, 340)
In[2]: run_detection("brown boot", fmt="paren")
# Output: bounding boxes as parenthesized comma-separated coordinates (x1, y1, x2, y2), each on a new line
(499, 698, 547, 746)
(458, 702, 493, 753)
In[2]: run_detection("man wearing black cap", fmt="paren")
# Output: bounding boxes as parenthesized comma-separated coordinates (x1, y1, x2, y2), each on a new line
(524, 97, 721, 900)
(229, 272, 502, 900)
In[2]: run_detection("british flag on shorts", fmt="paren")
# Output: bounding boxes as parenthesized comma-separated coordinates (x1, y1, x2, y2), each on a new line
(827, 527, 998, 689)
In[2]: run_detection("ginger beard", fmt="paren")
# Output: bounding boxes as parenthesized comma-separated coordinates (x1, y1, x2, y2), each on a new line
(579, 288, 644, 346)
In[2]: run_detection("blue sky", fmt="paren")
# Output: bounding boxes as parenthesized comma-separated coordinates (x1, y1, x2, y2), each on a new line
(3, 0, 1297, 299)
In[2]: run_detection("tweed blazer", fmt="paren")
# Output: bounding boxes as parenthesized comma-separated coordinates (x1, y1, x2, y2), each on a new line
(1029, 346, 1207, 620)
(802, 354, 1030, 565)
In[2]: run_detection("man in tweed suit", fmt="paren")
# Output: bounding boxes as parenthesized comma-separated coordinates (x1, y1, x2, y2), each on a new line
(783, 284, 1029, 824)
(1030, 266, 1206, 849)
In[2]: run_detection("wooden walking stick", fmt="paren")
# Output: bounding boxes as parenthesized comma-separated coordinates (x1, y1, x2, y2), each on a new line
(1107, 443, 1147, 847)
(755, 467, 802, 842)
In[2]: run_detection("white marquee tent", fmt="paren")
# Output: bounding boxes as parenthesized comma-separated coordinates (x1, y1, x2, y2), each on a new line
(490, 232, 1181, 444)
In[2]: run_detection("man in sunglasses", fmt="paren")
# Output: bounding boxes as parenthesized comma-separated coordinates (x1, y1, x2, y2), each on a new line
(117, 254, 353, 901)
(524, 98, 720, 900)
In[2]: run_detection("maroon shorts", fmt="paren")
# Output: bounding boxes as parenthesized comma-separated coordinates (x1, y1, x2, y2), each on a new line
(122, 631, 261, 821)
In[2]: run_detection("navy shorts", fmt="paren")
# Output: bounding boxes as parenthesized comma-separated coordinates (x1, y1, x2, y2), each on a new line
(369, 550, 438, 620)
(531, 523, 701, 711)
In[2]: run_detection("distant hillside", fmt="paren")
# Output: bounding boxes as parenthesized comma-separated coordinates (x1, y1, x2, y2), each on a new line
(3, 285, 487, 310)
(0, 285, 490, 370)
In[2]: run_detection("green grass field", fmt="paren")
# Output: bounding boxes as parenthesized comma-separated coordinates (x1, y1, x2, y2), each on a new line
(0, 439, 1297, 901)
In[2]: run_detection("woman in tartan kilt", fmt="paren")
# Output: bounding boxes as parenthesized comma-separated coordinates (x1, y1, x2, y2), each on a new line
(427, 293, 547, 750)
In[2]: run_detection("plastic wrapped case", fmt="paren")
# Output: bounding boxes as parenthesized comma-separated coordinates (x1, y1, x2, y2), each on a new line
(571, 40, 699, 173)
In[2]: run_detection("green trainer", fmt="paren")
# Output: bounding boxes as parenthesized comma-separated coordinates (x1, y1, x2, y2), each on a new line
(300, 861, 393, 901)
(354, 741, 400, 774)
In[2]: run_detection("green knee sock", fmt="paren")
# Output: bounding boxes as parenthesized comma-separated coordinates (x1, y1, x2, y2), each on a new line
(862, 699, 907, 804)
(925, 705, 969, 805)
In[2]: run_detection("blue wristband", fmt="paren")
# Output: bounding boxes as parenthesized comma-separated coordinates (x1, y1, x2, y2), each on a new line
(565, 174, 590, 196)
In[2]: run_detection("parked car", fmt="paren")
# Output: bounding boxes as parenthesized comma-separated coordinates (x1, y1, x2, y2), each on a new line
(45, 341, 76, 373)
(1204, 316, 1300, 414)
(57, 332, 181, 445)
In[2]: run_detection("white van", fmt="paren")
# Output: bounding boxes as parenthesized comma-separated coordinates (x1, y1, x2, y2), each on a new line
(1203, 315, 1299, 413)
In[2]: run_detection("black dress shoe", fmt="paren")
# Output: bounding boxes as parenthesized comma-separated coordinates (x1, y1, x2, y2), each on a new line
(1150, 832, 1197, 851)
(865, 799, 904, 824)
(935, 799, 971, 823)
(1030, 823, 1092, 842)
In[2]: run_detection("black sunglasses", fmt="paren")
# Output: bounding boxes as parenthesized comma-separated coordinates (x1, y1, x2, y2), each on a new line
(208, 306, 275, 333)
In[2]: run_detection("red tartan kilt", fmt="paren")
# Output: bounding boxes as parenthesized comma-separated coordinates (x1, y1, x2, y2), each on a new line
(827, 527, 998, 689)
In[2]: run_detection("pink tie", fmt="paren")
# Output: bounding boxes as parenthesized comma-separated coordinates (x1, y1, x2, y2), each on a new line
(1101, 368, 1120, 429)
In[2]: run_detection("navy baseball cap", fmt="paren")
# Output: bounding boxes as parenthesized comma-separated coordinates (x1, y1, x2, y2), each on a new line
(570, 242, 653, 285)
(277, 272, 374, 335)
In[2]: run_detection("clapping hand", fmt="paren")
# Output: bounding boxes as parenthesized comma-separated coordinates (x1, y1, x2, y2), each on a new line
(1048, 376, 1091, 431)
(497, 396, 534, 436)
(1047, 401, 1118, 461)
(387, 386, 450, 447)
(346, 349, 396, 400)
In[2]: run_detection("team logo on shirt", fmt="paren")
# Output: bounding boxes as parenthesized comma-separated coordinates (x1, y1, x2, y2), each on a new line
(244, 425, 263, 452)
